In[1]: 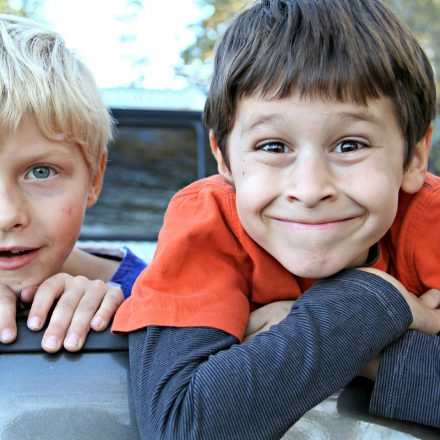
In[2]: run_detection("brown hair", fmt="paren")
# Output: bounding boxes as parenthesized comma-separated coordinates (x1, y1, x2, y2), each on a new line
(204, 0, 436, 168)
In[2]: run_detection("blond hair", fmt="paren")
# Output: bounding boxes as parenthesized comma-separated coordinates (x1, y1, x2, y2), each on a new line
(0, 13, 113, 176)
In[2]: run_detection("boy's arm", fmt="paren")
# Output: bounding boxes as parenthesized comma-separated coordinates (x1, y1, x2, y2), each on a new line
(61, 246, 147, 299)
(129, 270, 414, 440)
(247, 279, 440, 429)
(370, 330, 440, 428)
(59, 247, 121, 285)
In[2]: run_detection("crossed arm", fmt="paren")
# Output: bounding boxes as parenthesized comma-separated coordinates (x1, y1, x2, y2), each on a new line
(245, 269, 440, 429)
(128, 269, 440, 439)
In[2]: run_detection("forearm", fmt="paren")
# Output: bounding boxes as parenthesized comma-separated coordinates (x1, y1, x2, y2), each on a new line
(61, 248, 120, 281)
(370, 330, 440, 428)
(62, 247, 146, 298)
(129, 270, 412, 440)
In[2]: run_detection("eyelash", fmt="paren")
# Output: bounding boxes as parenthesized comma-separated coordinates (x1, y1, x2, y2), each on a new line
(334, 139, 369, 154)
(255, 139, 371, 155)
(256, 141, 290, 153)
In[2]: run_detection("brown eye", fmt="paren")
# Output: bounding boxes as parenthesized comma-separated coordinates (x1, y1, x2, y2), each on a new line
(335, 140, 366, 153)
(259, 142, 288, 153)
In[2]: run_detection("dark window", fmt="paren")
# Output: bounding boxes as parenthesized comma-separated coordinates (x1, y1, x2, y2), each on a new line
(81, 109, 215, 241)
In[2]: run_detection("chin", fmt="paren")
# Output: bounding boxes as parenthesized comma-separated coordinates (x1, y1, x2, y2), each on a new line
(283, 257, 348, 279)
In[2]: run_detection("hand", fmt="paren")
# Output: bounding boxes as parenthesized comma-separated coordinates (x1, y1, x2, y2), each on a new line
(359, 268, 440, 334)
(359, 356, 380, 381)
(23, 273, 124, 353)
(244, 300, 294, 342)
(418, 288, 440, 309)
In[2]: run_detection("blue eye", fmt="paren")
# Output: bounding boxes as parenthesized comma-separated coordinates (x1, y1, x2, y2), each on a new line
(258, 141, 289, 153)
(25, 166, 56, 180)
(335, 140, 367, 153)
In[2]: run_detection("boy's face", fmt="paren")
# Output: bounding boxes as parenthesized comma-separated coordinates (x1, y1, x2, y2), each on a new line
(0, 117, 104, 294)
(212, 93, 429, 278)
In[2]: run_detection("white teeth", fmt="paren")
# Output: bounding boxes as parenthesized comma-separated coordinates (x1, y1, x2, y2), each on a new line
(10, 250, 21, 254)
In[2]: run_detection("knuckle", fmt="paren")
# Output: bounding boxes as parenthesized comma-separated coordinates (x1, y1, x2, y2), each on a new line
(74, 275, 89, 286)
(92, 279, 107, 290)
(108, 288, 124, 304)
(78, 296, 96, 311)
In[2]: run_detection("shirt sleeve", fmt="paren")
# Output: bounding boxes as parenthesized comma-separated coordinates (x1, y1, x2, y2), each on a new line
(113, 182, 252, 339)
(128, 269, 412, 440)
(110, 247, 147, 298)
(370, 330, 440, 428)
(393, 173, 440, 294)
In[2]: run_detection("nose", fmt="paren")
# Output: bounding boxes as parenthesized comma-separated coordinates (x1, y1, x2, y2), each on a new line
(286, 150, 337, 207)
(0, 186, 29, 233)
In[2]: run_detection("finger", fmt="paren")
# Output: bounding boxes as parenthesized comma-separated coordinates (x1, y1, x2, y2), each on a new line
(20, 285, 39, 304)
(409, 297, 440, 335)
(419, 289, 440, 309)
(63, 279, 110, 352)
(90, 282, 124, 332)
(27, 274, 68, 331)
(0, 285, 18, 344)
(244, 309, 267, 337)
(41, 277, 87, 353)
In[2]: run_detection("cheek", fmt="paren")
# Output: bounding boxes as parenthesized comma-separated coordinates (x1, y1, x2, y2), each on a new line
(61, 205, 73, 215)
(359, 175, 400, 230)
(55, 201, 87, 235)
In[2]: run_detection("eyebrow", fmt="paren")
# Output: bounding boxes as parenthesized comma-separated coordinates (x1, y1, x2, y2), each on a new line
(335, 110, 383, 126)
(13, 144, 76, 163)
(240, 108, 384, 137)
(240, 113, 285, 136)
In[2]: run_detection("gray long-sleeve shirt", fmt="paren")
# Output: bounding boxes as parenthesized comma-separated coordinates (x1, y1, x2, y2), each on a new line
(128, 270, 438, 439)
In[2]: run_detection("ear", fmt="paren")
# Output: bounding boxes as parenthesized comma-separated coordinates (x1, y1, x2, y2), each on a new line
(401, 124, 432, 194)
(87, 152, 107, 208)
(209, 130, 233, 183)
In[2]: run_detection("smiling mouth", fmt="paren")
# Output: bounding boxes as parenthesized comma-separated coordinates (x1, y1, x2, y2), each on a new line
(273, 217, 358, 229)
(0, 249, 34, 258)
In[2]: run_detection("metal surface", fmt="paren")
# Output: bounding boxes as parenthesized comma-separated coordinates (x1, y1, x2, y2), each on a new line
(283, 378, 440, 439)
(0, 321, 139, 440)
(2, 321, 439, 439)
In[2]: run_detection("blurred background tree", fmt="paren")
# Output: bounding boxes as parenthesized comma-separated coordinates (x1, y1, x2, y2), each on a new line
(176, 0, 244, 89)
(178, 0, 440, 174)
(381, 0, 440, 173)
(0, 0, 41, 16)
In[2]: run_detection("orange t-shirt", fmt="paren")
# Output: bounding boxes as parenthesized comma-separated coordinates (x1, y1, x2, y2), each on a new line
(113, 173, 440, 341)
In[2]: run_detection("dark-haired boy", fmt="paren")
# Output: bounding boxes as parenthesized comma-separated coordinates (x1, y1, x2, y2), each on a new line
(114, 0, 440, 437)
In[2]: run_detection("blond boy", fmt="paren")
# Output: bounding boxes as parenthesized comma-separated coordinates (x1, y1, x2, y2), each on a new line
(0, 14, 145, 353)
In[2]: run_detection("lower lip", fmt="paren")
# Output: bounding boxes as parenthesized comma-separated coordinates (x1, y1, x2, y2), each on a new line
(273, 217, 357, 230)
(0, 249, 41, 270)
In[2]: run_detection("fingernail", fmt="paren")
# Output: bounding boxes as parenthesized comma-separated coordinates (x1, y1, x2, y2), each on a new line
(64, 332, 80, 348)
(28, 316, 42, 331)
(43, 335, 58, 349)
(1, 328, 15, 343)
(91, 316, 103, 329)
